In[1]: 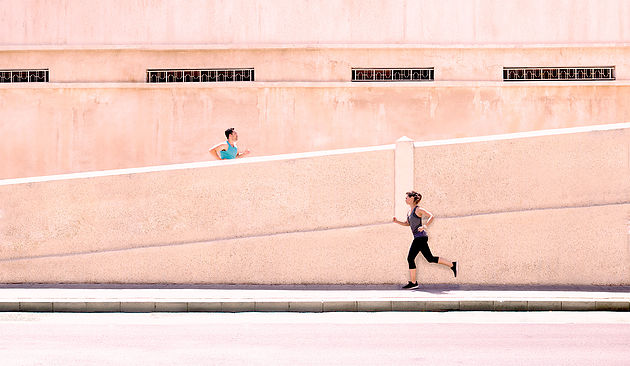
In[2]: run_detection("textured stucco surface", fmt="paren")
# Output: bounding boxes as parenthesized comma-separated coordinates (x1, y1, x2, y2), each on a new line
(1, 0, 629, 45)
(413, 126, 630, 216)
(1, 84, 629, 179)
(0, 126, 628, 285)
(0, 205, 627, 285)
(0, 150, 394, 260)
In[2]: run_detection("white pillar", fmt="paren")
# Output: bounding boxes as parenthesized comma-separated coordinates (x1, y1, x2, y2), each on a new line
(395, 136, 414, 221)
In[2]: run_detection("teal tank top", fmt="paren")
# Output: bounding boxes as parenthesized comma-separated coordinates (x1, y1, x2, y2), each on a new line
(219, 141, 238, 159)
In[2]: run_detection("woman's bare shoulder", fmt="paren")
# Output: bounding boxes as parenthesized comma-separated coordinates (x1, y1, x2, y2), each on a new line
(415, 206, 432, 215)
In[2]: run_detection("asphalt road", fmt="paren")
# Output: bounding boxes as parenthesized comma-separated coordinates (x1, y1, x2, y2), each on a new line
(1, 312, 629, 365)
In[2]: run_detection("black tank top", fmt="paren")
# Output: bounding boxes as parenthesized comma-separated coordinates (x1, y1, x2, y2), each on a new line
(407, 207, 427, 237)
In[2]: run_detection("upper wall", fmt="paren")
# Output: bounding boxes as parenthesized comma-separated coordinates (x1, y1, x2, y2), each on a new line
(1, 0, 629, 46)
(1, 46, 629, 82)
(2, 83, 629, 179)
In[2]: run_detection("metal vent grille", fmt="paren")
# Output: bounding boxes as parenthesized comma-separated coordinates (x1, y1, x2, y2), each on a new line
(0, 69, 49, 83)
(146, 68, 254, 83)
(352, 68, 434, 82)
(503, 67, 615, 81)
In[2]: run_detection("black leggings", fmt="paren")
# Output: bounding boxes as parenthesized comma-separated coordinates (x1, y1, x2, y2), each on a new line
(407, 236, 439, 269)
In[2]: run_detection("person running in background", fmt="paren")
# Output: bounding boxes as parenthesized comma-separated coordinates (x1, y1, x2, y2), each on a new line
(392, 191, 457, 289)
(209, 127, 251, 160)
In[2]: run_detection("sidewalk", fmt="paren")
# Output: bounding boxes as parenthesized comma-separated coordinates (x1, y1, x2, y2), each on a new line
(0, 284, 628, 313)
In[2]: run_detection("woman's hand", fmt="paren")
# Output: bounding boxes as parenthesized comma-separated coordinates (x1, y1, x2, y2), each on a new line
(237, 149, 251, 158)
(393, 217, 409, 226)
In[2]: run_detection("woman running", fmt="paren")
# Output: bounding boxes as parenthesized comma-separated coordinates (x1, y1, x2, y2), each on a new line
(392, 191, 457, 289)
(209, 128, 251, 160)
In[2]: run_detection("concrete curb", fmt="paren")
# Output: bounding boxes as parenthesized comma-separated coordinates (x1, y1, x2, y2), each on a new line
(1, 299, 628, 313)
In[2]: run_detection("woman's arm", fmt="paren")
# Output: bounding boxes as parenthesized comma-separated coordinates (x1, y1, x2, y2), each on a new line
(208, 142, 228, 160)
(236, 148, 251, 158)
(392, 217, 410, 226)
(415, 207, 434, 229)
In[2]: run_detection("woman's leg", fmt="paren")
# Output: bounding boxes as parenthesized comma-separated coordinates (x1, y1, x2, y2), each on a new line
(416, 237, 457, 277)
(438, 257, 453, 267)
(407, 239, 422, 283)
(418, 237, 453, 267)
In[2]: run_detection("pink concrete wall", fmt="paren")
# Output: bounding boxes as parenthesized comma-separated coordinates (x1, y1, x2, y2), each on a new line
(1, 0, 629, 45)
(411, 126, 630, 285)
(1, 47, 628, 82)
(0, 150, 395, 262)
(0, 124, 627, 285)
(413, 129, 629, 216)
(2, 45, 628, 180)
(2, 83, 629, 179)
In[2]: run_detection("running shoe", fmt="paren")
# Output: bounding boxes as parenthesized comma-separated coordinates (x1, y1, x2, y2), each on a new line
(402, 281, 419, 289)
